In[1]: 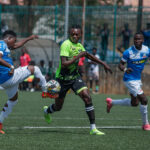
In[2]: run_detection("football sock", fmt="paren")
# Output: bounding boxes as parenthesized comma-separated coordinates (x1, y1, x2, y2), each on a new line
(47, 104, 56, 113)
(140, 104, 149, 125)
(0, 100, 18, 123)
(34, 66, 47, 92)
(90, 124, 96, 130)
(112, 98, 131, 106)
(85, 103, 95, 124)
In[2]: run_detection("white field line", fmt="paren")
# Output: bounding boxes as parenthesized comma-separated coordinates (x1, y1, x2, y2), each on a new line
(6, 126, 141, 130)
(9, 116, 142, 121)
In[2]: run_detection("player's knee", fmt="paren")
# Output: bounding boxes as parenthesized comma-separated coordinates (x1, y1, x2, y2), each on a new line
(131, 101, 139, 107)
(137, 94, 148, 105)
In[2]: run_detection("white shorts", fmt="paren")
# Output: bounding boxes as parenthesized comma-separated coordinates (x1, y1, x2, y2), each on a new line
(124, 80, 143, 97)
(88, 71, 99, 81)
(0, 66, 31, 99)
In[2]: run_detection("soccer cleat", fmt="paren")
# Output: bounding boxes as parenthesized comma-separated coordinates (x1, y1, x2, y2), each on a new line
(0, 123, 5, 134)
(42, 92, 59, 99)
(142, 124, 150, 131)
(90, 128, 105, 135)
(43, 106, 51, 124)
(106, 98, 112, 113)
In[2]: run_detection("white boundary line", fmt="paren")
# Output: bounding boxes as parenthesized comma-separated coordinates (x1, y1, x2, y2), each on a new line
(6, 126, 141, 130)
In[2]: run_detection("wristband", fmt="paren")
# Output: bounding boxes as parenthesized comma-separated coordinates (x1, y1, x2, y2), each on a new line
(123, 68, 127, 72)
(10, 65, 14, 69)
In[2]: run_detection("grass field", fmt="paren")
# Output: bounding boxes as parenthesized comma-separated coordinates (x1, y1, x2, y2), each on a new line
(0, 91, 150, 150)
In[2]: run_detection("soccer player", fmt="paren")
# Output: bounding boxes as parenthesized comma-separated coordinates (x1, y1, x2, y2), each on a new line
(88, 47, 100, 93)
(106, 32, 150, 130)
(0, 30, 47, 134)
(43, 25, 112, 135)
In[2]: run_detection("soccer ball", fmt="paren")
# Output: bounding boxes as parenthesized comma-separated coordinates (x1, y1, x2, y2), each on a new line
(46, 79, 61, 94)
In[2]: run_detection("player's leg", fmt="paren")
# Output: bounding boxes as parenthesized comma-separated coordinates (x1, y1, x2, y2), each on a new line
(0, 86, 18, 134)
(94, 72, 99, 93)
(73, 77, 104, 135)
(106, 80, 139, 113)
(28, 65, 47, 92)
(43, 79, 70, 123)
(137, 93, 150, 130)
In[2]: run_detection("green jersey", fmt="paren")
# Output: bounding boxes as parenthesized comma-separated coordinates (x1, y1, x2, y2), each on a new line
(56, 39, 85, 80)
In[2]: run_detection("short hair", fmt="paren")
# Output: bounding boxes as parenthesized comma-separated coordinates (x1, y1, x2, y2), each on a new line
(69, 24, 81, 33)
(134, 31, 144, 37)
(2, 30, 17, 39)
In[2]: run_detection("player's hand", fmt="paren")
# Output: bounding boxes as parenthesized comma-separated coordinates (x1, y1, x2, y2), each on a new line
(104, 65, 113, 74)
(78, 51, 87, 58)
(126, 68, 133, 74)
(9, 68, 14, 76)
(29, 35, 38, 40)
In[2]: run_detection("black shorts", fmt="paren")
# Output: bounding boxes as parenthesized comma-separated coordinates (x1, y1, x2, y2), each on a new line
(56, 77, 87, 98)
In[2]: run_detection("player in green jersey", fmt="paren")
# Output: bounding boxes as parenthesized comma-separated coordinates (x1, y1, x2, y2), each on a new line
(43, 24, 112, 135)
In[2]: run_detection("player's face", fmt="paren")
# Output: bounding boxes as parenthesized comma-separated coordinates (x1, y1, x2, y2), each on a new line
(7, 37, 17, 48)
(134, 34, 144, 50)
(69, 28, 81, 44)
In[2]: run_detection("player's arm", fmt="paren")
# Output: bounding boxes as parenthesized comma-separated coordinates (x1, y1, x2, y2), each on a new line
(0, 53, 14, 75)
(12, 35, 38, 49)
(118, 60, 132, 74)
(85, 52, 112, 74)
(61, 51, 86, 68)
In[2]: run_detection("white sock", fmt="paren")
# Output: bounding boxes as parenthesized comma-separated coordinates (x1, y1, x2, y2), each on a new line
(90, 124, 96, 130)
(140, 104, 149, 125)
(34, 66, 47, 92)
(0, 100, 18, 123)
(112, 98, 131, 106)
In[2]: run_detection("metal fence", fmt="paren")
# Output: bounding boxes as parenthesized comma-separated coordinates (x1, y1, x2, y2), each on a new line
(1, 5, 150, 63)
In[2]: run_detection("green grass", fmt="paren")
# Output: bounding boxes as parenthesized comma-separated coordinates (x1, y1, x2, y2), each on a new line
(0, 91, 150, 150)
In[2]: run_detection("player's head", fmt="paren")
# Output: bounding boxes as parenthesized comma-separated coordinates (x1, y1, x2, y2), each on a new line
(2, 30, 17, 48)
(92, 47, 97, 55)
(134, 32, 144, 50)
(69, 24, 82, 44)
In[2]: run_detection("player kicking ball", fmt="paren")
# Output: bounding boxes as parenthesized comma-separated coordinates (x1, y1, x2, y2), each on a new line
(106, 32, 150, 131)
(42, 24, 112, 135)
(0, 30, 47, 134)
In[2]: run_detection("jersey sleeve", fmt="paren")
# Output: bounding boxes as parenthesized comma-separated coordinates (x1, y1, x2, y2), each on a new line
(79, 43, 85, 52)
(60, 41, 70, 57)
(121, 50, 129, 62)
(0, 42, 6, 55)
(148, 48, 150, 57)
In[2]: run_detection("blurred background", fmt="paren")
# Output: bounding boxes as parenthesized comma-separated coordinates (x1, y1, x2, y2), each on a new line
(1, 0, 150, 94)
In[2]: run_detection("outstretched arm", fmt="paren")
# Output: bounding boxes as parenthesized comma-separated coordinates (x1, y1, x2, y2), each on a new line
(86, 52, 112, 74)
(13, 35, 38, 49)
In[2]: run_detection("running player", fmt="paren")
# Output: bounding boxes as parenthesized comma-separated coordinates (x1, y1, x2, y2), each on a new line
(0, 30, 47, 134)
(43, 25, 112, 135)
(106, 32, 150, 130)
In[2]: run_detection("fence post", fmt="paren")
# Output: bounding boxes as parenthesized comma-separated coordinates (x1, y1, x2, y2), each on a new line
(54, 5, 58, 42)
(113, 5, 117, 62)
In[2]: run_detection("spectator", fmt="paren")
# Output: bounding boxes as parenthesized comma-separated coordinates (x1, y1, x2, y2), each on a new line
(20, 47, 31, 67)
(117, 23, 132, 53)
(100, 23, 109, 61)
(1, 21, 8, 35)
(142, 23, 150, 48)
(19, 47, 31, 91)
(46, 61, 55, 81)
(88, 47, 100, 94)
(39, 60, 47, 77)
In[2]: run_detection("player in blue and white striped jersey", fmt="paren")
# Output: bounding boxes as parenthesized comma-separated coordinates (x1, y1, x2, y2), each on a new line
(106, 32, 150, 131)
